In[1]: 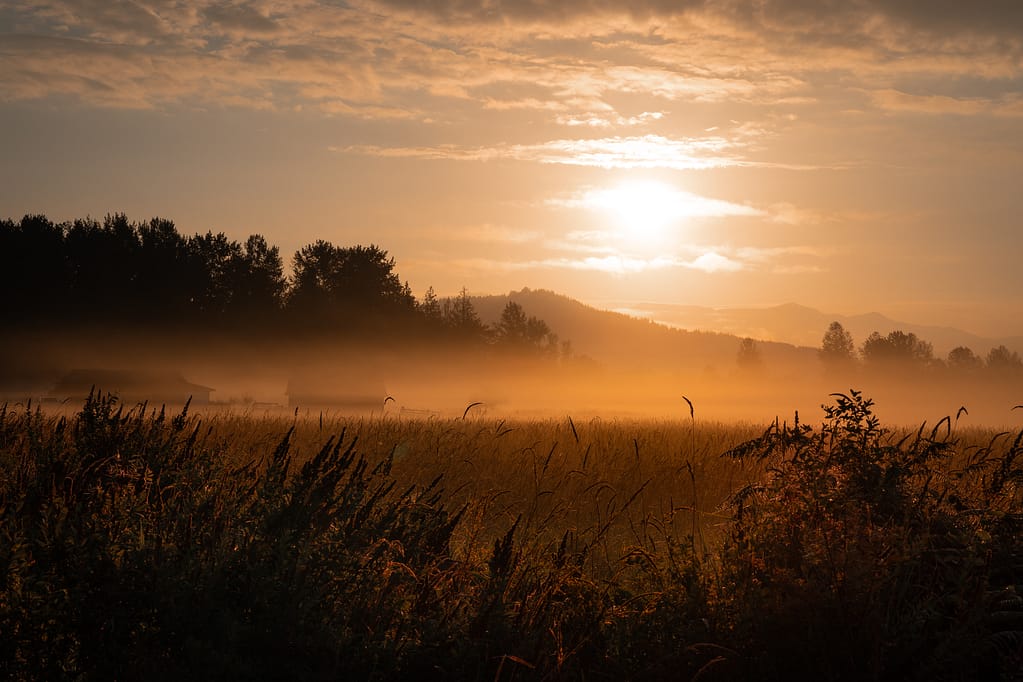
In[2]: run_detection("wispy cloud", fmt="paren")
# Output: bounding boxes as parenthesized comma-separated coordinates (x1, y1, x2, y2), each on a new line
(337, 133, 749, 169)
(443, 250, 746, 275)
(444, 254, 684, 274)
(551, 182, 764, 219)
(767, 202, 828, 225)
(685, 251, 743, 273)
(555, 111, 664, 129)
(871, 89, 1023, 117)
(3, 0, 1019, 128)
(417, 236, 828, 276)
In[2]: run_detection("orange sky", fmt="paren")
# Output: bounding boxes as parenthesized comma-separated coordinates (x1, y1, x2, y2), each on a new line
(2, 1, 1022, 337)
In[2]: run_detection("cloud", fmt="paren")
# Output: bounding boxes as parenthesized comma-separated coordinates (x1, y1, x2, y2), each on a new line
(203, 3, 282, 37)
(337, 133, 750, 169)
(872, 89, 1023, 117)
(685, 251, 743, 273)
(366, 0, 1023, 39)
(361, 0, 700, 25)
(767, 202, 829, 225)
(424, 239, 827, 276)
(555, 111, 664, 128)
(552, 182, 764, 219)
(445, 254, 685, 274)
(2, 0, 1020, 144)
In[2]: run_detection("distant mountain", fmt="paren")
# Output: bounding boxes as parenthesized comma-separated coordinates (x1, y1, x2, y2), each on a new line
(600, 301, 1023, 358)
(462, 289, 1023, 373)
(469, 289, 816, 372)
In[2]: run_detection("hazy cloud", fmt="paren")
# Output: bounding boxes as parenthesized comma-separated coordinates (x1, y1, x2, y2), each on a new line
(437, 224, 544, 244)
(872, 89, 1023, 117)
(552, 183, 763, 219)
(447, 254, 686, 274)
(766, 202, 830, 225)
(203, 2, 282, 37)
(555, 111, 664, 128)
(3, 0, 1018, 116)
(366, 0, 1023, 40)
(338, 133, 751, 169)
(686, 251, 743, 273)
(431, 244, 824, 276)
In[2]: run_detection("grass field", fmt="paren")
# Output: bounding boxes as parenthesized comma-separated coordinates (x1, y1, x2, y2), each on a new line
(2, 392, 1021, 680)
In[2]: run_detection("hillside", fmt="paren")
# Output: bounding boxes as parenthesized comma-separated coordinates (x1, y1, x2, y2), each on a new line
(471, 288, 817, 373)
(607, 301, 1023, 358)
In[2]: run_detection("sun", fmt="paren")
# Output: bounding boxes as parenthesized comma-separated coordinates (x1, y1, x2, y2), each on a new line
(584, 180, 691, 249)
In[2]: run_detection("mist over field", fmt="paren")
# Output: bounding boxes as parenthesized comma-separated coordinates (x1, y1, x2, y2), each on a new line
(2, 214, 1021, 427)
(4, 322, 1021, 429)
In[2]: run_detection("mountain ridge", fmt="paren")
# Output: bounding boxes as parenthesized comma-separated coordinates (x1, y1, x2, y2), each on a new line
(469, 288, 814, 373)
(589, 299, 1022, 358)
(467, 289, 1022, 366)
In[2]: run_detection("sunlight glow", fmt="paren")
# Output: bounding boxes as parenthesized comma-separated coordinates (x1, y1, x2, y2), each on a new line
(593, 181, 681, 238)
(576, 181, 760, 250)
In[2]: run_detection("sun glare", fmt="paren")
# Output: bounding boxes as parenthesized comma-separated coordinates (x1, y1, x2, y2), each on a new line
(574, 180, 762, 255)
(584, 180, 690, 249)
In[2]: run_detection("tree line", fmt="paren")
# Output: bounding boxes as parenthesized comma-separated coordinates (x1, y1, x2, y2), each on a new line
(818, 321, 1022, 375)
(0, 213, 562, 356)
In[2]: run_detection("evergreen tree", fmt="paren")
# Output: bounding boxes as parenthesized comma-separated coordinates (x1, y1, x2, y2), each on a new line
(443, 287, 488, 341)
(419, 286, 442, 321)
(495, 301, 558, 354)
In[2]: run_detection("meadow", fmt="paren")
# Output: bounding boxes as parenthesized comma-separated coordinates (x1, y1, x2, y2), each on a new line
(1, 392, 1021, 681)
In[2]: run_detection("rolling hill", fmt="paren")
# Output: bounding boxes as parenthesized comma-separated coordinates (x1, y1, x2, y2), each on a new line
(469, 289, 1022, 372)
(470, 288, 817, 373)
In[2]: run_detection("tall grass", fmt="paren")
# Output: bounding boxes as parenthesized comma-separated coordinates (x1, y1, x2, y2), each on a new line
(1, 391, 1020, 680)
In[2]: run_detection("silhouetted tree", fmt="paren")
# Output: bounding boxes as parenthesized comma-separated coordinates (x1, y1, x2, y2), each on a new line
(443, 287, 489, 341)
(288, 241, 415, 328)
(947, 346, 983, 371)
(819, 321, 855, 370)
(419, 286, 442, 320)
(861, 331, 934, 368)
(135, 217, 190, 319)
(0, 215, 69, 323)
(231, 234, 287, 319)
(737, 337, 762, 369)
(494, 301, 559, 354)
(559, 339, 574, 363)
(65, 214, 143, 321)
(185, 231, 243, 320)
(986, 345, 1023, 373)
(289, 240, 335, 315)
(495, 301, 529, 345)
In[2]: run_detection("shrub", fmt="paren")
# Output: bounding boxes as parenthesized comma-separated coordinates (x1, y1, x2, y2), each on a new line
(2, 391, 1020, 681)
(0, 393, 463, 680)
(716, 391, 1023, 681)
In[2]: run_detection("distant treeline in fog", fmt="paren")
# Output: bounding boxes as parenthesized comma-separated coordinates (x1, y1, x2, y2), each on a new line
(817, 320, 1023, 377)
(4, 213, 1022, 381)
(1, 213, 563, 356)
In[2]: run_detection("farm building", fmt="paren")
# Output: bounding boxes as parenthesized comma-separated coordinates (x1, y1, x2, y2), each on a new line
(49, 369, 214, 406)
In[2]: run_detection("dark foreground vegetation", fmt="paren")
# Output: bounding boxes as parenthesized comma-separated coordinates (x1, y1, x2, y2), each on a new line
(2, 392, 1022, 681)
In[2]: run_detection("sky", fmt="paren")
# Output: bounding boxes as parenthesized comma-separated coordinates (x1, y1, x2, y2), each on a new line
(2, 0, 1022, 338)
